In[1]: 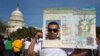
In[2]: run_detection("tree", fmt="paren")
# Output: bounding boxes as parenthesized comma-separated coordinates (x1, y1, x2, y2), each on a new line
(10, 26, 42, 39)
(0, 18, 7, 34)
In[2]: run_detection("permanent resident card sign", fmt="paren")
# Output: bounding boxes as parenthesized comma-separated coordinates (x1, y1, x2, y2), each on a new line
(43, 8, 97, 49)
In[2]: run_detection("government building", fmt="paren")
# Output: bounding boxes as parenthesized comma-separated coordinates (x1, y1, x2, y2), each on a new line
(7, 5, 24, 33)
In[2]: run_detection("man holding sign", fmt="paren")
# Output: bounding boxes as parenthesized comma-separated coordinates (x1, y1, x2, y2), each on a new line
(28, 21, 67, 56)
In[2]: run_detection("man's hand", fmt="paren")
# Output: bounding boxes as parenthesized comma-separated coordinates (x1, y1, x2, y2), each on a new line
(34, 32, 42, 40)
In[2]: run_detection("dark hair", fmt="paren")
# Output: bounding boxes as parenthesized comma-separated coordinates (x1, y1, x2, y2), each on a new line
(96, 34, 100, 39)
(17, 37, 22, 40)
(27, 38, 31, 41)
(48, 21, 59, 29)
(0, 34, 4, 40)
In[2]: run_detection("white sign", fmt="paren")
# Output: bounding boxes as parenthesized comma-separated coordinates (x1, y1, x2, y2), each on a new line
(43, 8, 97, 49)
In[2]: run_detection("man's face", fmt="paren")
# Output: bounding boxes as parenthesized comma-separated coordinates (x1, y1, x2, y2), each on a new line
(48, 24, 59, 40)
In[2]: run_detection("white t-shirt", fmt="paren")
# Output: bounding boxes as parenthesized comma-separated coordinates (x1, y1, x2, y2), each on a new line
(40, 48, 67, 56)
(24, 41, 31, 49)
(34, 38, 67, 56)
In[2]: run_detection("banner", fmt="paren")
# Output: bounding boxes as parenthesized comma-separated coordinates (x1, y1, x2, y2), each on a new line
(43, 8, 97, 49)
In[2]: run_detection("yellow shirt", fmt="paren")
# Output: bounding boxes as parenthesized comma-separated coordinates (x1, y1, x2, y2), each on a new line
(12, 39, 22, 52)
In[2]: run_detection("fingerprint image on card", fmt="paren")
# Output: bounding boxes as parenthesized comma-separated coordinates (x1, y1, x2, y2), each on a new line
(86, 37, 94, 46)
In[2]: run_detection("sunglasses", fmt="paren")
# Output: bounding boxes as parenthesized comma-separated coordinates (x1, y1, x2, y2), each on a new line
(48, 29, 58, 32)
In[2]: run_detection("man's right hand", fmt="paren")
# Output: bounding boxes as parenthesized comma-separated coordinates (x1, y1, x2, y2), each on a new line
(34, 32, 42, 40)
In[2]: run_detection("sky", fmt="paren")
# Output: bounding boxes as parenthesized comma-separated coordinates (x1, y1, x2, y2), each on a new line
(0, 0, 100, 28)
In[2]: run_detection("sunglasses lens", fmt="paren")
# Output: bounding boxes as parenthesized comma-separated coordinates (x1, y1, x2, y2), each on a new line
(53, 29, 58, 32)
(48, 29, 58, 32)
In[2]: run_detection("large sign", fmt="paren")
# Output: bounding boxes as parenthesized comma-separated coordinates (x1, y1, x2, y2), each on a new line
(43, 8, 97, 49)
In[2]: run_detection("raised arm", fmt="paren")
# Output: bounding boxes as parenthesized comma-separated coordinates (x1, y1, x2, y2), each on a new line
(27, 32, 42, 56)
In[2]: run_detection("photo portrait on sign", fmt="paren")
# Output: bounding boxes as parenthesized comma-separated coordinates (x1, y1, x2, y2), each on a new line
(45, 20, 61, 40)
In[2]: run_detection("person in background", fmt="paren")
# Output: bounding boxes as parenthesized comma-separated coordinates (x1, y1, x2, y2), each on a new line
(12, 37, 23, 56)
(95, 34, 100, 56)
(0, 34, 5, 56)
(5, 34, 13, 56)
(23, 38, 31, 56)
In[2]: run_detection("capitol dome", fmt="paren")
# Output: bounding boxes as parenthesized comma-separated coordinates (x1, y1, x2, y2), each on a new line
(8, 5, 25, 33)
(9, 6, 24, 21)
(11, 7, 23, 16)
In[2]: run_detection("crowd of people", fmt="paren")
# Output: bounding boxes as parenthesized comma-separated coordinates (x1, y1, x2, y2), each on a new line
(0, 33, 32, 56)
(0, 21, 100, 56)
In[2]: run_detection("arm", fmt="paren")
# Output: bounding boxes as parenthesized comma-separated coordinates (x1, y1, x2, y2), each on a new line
(71, 52, 87, 56)
(70, 49, 88, 56)
(27, 38, 37, 56)
(76, 52, 87, 56)
(27, 32, 42, 56)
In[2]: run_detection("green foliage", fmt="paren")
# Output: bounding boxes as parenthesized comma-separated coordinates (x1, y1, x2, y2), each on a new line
(0, 18, 7, 34)
(11, 26, 42, 38)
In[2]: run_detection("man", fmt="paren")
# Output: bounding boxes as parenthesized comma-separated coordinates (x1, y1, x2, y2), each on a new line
(23, 38, 31, 56)
(28, 21, 67, 56)
(5, 34, 13, 56)
(46, 21, 60, 40)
